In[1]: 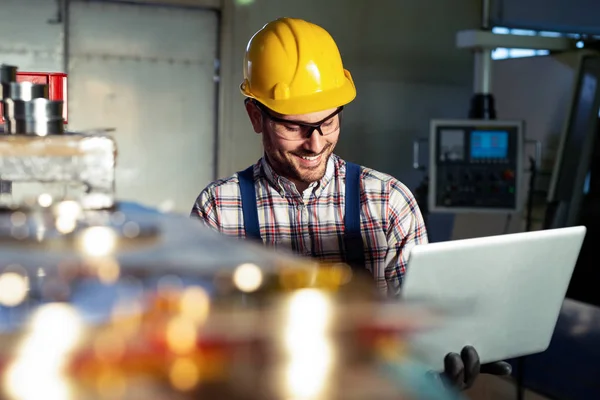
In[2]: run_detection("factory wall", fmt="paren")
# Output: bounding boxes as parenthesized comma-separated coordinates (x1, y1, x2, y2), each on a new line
(0, 0, 220, 214)
(218, 0, 482, 195)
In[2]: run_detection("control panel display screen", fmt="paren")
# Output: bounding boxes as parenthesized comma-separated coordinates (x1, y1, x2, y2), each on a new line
(439, 129, 465, 162)
(470, 130, 509, 159)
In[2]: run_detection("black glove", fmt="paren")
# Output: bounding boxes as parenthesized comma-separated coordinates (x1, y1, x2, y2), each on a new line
(440, 346, 512, 391)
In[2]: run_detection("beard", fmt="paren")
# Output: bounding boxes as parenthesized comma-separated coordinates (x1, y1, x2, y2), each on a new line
(263, 134, 336, 184)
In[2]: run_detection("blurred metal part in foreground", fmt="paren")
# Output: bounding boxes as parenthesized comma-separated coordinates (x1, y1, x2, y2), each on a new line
(0, 203, 464, 400)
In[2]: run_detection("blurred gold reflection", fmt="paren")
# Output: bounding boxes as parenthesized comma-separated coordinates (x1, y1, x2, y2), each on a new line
(4, 303, 83, 400)
(166, 316, 197, 355)
(0, 272, 28, 307)
(283, 289, 334, 400)
(233, 263, 263, 292)
(54, 200, 82, 234)
(96, 368, 126, 399)
(179, 286, 210, 324)
(79, 227, 117, 257)
(169, 357, 200, 392)
(93, 330, 126, 363)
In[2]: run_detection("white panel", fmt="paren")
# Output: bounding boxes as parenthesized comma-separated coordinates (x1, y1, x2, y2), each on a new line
(0, 0, 63, 71)
(68, 1, 218, 214)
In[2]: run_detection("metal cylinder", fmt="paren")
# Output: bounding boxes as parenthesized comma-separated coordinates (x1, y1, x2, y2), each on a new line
(0, 64, 17, 84)
(5, 98, 63, 119)
(1, 83, 50, 121)
(0, 64, 18, 100)
(5, 118, 65, 136)
(2, 82, 49, 101)
(481, 0, 491, 29)
(473, 49, 493, 94)
(4, 98, 64, 136)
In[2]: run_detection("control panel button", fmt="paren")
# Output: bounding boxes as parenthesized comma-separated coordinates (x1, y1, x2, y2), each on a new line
(503, 169, 515, 180)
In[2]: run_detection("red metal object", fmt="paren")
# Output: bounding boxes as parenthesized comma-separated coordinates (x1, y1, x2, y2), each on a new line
(0, 71, 68, 123)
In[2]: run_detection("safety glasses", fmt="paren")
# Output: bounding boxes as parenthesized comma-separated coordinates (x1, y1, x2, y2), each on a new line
(253, 100, 343, 141)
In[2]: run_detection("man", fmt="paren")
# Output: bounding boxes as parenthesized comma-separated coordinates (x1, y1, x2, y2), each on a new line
(192, 17, 510, 390)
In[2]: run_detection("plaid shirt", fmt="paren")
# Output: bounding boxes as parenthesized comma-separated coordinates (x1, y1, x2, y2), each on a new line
(191, 154, 428, 296)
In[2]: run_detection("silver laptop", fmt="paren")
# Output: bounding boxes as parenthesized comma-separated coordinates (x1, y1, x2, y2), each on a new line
(400, 226, 587, 371)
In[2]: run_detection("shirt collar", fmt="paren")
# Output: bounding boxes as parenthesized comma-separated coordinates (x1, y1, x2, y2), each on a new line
(259, 153, 338, 197)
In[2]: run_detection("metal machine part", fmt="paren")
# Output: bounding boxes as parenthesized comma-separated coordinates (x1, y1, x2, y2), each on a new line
(459, 0, 579, 121)
(470, 0, 496, 119)
(545, 53, 600, 229)
(427, 119, 524, 213)
(0, 64, 16, 98)
(1, 81, 48, 102)
(4, 98, 64, 135)
(0, 64, 115, 210)
(1, 65, 60, 136)
(0, 70, 69, 125)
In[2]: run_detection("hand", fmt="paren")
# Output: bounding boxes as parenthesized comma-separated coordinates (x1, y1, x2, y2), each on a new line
(440, 346, 512, 391)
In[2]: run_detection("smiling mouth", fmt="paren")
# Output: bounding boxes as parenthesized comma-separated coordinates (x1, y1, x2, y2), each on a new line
(299, 155, 320, 161)
(292, 145, 332, 165)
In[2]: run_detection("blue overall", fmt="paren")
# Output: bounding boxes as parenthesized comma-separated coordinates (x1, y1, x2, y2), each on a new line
(237, 162, 366, 270)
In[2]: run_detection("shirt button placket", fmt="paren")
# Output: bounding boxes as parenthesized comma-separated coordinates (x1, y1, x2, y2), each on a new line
(296, 203, 311, 257)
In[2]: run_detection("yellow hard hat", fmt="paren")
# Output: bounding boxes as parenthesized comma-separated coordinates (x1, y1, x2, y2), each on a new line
(240, 17, 356, 115)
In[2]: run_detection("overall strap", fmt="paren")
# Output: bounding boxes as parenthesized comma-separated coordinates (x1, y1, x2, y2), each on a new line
(344, 162, 366, 269)
(238, 166, 261, 240)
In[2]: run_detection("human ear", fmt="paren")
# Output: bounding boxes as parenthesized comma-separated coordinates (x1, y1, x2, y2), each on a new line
(245, 99, 263, 134)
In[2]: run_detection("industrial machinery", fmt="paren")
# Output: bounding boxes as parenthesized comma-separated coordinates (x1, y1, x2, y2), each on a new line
(415, 4, 600, 397)
(491, 50, 600, 400)
(0, 65, 114, 210)
(427, 119, 524, 213)
(0, 64, 466, 400)
(544, 53, 600, 230)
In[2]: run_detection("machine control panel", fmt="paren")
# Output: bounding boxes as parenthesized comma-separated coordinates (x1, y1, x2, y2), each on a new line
(429, 119, 524, 213)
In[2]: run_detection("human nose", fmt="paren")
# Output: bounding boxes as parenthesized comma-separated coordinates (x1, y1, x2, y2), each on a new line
(303, 128, 327, 153)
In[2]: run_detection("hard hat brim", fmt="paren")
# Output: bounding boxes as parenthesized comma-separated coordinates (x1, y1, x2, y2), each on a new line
(241, 69, 356, 116)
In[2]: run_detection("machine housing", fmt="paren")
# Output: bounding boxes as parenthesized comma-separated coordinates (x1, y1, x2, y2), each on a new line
(428, 119, 524, 214)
